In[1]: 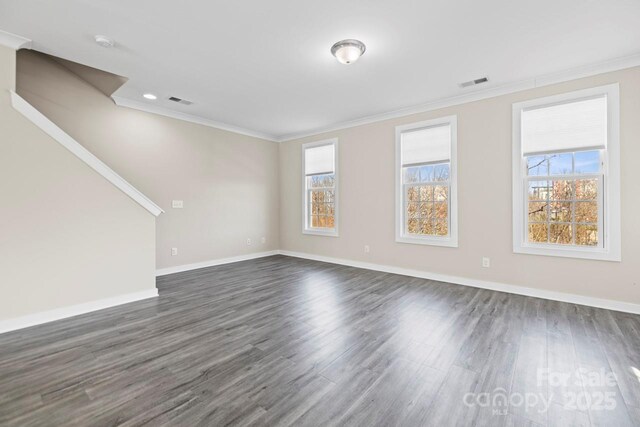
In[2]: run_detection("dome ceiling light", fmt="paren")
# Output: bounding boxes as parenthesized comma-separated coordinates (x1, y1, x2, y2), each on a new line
(330, 39, 366, 65)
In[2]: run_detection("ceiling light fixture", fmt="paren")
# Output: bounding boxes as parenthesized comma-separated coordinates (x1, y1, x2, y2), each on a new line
(143, 93, 157, 100)
(331, 39, 366, 64)
(94, 35, 115, 48)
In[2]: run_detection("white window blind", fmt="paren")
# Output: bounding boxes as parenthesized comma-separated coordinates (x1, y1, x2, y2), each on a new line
(521, 95, 607, 155)
(401, 124, 451, 166)
(305, 144, 335, 176)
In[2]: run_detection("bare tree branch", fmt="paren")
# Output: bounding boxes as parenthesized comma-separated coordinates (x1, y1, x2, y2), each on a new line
(528, 203, 548, 216)
(527, 155, 556, 171)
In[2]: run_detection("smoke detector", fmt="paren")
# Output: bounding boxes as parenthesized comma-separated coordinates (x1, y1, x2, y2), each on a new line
(94, 35, 115, 48)
(459, 77, 489, 88)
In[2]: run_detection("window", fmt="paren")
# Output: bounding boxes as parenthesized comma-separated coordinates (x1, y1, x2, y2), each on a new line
(302, 139, 338, 236)
(395, 116, 458, 247)
(512, 84, 620, 261)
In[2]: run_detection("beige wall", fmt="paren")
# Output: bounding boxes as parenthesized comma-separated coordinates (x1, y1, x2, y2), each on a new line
(17, 51, 280, 270)
(0, 45, 156, 321)
(10, 47, 640, 307)
(280, 67, 640, 304)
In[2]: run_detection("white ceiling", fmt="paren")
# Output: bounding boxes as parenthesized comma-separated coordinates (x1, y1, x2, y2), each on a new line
(1, 0, 639, 141)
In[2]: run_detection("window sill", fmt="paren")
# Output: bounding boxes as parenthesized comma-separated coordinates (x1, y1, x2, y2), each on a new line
(396, 235, 458, 248)
(303, 228, 339, 237)
(514, 243, 620, 262)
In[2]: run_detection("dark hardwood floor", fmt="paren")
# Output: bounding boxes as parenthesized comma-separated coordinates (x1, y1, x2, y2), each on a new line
(1, 255, 639, 426)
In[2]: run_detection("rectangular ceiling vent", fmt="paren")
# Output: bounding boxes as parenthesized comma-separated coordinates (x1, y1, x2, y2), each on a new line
(459, 77, 489, 88)
(168, 96, 193, 105)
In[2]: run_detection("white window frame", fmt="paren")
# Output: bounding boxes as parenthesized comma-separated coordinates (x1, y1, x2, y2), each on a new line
(302, 138, 339, 237)
(512, 84, 621, 261)
(395, 116, 458, 247)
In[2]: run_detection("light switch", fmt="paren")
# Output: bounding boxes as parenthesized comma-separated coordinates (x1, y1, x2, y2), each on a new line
(172, 200, 184, 209)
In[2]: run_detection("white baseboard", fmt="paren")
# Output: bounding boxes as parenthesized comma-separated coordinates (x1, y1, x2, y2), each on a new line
(0, 289, 158, 334)
(5, 250, 634, 335)
(278, 250, 640, 315)
(156, 250, 280, 276)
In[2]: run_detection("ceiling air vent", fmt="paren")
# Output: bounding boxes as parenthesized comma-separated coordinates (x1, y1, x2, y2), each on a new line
(168, 96, 193, 105)
(459, 77, 489, 88)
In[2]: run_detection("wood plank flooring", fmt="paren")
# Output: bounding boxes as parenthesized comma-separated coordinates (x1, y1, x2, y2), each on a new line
(1, 255, 639, 426)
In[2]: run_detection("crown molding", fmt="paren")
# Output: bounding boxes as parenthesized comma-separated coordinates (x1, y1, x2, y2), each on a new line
(111, 51, 640, 143)
(277, 52, 640, 142)
(111, 95, 279, 142)
(0, 29, 32, 50)
(11, 91, 164, 217)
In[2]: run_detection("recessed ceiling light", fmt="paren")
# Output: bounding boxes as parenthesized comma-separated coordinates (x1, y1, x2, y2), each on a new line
(331, 39, 366, 65)
(143, 93, 157, 100)
(94, 35, 115, 48)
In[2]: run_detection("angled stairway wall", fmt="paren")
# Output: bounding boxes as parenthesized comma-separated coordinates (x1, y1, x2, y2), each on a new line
(15, 50, 280, 272)
(0, 43, 159, 332)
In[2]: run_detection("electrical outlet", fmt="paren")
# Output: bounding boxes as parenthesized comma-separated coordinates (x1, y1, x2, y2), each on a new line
(482, 257, 490, 268)
(247, 238, 252, 246)
(364, 245, 370, 253)
(261, 237, 266, 244)
(171, 247, 178, 256)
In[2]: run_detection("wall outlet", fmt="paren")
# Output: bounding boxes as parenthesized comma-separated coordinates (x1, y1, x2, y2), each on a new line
(247, 238, 252, 246)
(172, 200, 184, 209)
(482, 257, 491, 268)
(364, 245, 370, 253)
(171, 247, 178, 256)
(261, 237, 266, 244)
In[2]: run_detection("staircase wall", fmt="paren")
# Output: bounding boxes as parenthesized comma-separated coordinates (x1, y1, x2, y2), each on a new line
(0, 45, 157, 327)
